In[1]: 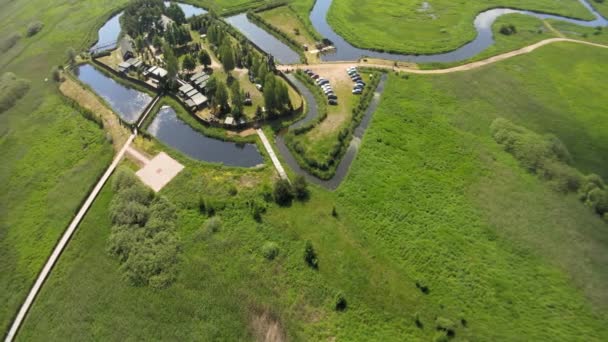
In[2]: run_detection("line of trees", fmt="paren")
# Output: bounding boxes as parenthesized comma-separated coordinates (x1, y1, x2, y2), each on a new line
(491, 118, 608, 221)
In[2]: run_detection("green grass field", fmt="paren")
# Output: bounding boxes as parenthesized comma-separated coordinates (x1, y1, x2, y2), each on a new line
(0, 0, 129, 333)
(326, 0, 594, 54)
(17, 42, 608, 340)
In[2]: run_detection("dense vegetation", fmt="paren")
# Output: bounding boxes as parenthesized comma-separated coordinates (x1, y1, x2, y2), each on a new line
(491, 118, 608, 220)
(325, 0, 594, 54)
(0, 72, 29, 113)
(19, 53, 608, 339)
(108, 168, 181, 288)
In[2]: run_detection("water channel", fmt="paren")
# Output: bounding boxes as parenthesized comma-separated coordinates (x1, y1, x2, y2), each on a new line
(224, 14, 302, 64)
(75, 64, 153, 123)
(147, 106, 265, 167)
(310, 0, 607, 62)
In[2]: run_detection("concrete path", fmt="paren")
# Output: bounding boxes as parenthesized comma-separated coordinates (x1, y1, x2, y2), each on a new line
(4, 133, 136, 342)
(278, 38, 608, 75)
(126, 146, 151, 165)
(257, 129, 289, 182)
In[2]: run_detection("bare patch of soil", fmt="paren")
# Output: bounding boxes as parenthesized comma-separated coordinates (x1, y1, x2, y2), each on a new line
(250, 310, 286, 342)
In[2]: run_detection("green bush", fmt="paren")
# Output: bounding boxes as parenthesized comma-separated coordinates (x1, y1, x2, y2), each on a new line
(26, 21, 44, 37)
(204, 216, 222, 233)
(261, 242, 279, 260)
(303, 240, 318, 269)
(0, 32, 21, 53)
(274, 179, 294, 206)
(0, 72, 30, 114)
(293, 175, 309, 200)
(334, 291, 347, 311)
(107, 168, 180, 288)
(435, 316, 456, 337)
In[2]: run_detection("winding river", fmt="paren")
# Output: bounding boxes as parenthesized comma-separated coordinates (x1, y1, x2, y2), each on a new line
(311, 0, 607, 62)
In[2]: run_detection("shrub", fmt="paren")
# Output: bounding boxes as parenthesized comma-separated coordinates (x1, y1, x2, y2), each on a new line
(0, 32, 21, 53)
(436, 317, 456, 337)
(250, 199, 266, 222)
(293, 175, 309, 200)
(334, 291, 347, 311)
(274, 179, 294, 206)
(499, 24, 517, 35)
(261, 242, 279, 260)
(205, 216, 222, 233)
(107, 168, 180, 288)
(414, 312, 423, 328)
(332, 206, 338, 217)
(303, 240, 318, 269)
(26, 21, 44, 37)
(0, 72, 29, 113)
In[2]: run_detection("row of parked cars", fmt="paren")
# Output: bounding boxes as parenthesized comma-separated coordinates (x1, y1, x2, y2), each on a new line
(304, 69, 339, 105)
(347, 67, 366, 95)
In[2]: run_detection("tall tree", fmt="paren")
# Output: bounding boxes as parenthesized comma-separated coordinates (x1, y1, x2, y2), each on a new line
(213, 80, 229, 114)
(182, 54, 196, 73)
(163, 43, 178, 89)
(230, 80, 244, 119)
(198, 50, 211, 69)
(219, 42, 235, 73)
(165, 2, 186, 24)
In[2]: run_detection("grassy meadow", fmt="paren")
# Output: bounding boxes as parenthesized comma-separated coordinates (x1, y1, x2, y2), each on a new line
(326, 0, 594, 54)
(17, 41, 608, 340)
(0, 0, 131, 333)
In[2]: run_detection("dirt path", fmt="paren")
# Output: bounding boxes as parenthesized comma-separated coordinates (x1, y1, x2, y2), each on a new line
(278, 38, 608, 75)
(5, 133, 137, 342)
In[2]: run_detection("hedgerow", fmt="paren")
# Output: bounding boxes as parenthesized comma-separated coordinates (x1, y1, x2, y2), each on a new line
(491, 118, 608, 220)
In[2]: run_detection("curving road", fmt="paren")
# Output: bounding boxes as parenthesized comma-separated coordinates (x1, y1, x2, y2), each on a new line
(278, 38, 608, 75)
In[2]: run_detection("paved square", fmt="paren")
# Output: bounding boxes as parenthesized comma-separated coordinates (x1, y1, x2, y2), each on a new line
(135, 152, 184, 192)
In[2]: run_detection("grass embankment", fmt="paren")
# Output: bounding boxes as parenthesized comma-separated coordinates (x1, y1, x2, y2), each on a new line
(258, 5, 318, 49)
(19, 43, 608, 340)
(0, 0, 129, 333)
(550, 19, 608, 45)
(326, 0, 594, 55)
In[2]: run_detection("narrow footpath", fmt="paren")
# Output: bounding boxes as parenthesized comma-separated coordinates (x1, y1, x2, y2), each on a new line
(278, 38, 608, 75)
(257, 129, 289, 182)
(4, 133, 136, 342)
(5, 95, 160, 342)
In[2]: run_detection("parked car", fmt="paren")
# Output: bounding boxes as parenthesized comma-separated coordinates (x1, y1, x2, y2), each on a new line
(347, 70, 358, 76)
(352, 77, 362, 82)
(318, 80, 330, 86)
(311, 74, 320, 79)
(322, 85, 332, 91)
(352, 89, 362, 95)
(244, 98, 253, 106)
(304, 69, 312, 74)
(255, 84, 263, 91)
(328, 94, 338, 100)
(347, 67, 357, 73)
(355, 81, 366, 87)
(329, 99, 338, 105)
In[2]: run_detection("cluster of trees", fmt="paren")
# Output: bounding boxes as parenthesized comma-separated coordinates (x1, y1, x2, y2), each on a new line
(164, 22, 191, 47)
(161, 42, 179, 89)
(121, 0, 165, 37)
(107, 168, 181, 288)
(165, 2, 186, 24)
(1, 72, 30, 113)
(263, 74, 291, 118)
(218, 42, 235, 73)
(499, 24, 517, 35)
(273, 176, 308, 206)
(491, 118, 608, 221)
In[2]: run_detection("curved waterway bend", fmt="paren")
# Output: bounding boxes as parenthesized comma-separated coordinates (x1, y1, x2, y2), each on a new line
(148, 106, 265, 168)
(311, 0, 607, 62)
(276, 74, 388, 190)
